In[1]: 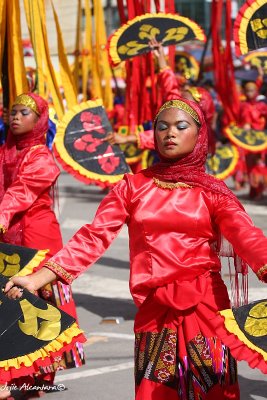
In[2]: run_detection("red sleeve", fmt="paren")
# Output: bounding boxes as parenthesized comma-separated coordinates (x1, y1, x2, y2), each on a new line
(0, 146, 60, 230)
(213, 193, 267, 282)
(44, 177, 131, 284)
(157, 67, 182, 102)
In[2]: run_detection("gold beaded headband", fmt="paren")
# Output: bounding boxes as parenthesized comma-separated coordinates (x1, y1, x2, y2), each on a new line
(12, 94, 40, 115)
(186, 87, 202, 103)
(154, 99, 200, 124)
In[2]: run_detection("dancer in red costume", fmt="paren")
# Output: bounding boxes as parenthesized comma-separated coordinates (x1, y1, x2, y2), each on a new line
(5, 97, 267, 400)
(239, 80, 267, 199)
(0, 93, 84, 399)
(106, 39, 216, 155)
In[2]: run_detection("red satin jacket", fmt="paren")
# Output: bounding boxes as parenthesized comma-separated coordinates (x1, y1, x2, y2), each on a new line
(0, 145, 62, 257)
(45, 172, 267, 306)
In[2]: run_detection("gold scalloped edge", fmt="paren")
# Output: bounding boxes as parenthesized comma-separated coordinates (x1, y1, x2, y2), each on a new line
(13, 249, 49, 277)
(0, 323, 85, 370)
(208, 144, 239, 180)
(219, 309, 267, 361)
(236, 0, 267, 55)
(224, 124, 267, 152)
(108, 12, 206, 65)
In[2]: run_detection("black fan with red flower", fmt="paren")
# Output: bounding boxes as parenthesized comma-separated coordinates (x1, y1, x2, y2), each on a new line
(54, 100, 131, 188)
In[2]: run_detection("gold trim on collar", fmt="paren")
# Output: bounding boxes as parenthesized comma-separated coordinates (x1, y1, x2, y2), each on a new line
(153, 177, 192, 190)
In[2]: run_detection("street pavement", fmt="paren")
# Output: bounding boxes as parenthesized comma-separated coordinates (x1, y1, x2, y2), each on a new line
(45, 170, 267, 400)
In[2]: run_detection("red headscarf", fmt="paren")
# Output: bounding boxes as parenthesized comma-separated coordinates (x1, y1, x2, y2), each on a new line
(144, 97, 239, 202)
(0, 93, 48, 193)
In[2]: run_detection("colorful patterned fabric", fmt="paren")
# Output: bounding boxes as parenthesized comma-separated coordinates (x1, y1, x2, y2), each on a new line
(135, 329, 237, 399)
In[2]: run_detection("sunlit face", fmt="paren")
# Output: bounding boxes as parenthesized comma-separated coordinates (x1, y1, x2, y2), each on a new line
(155, 107, 199, 161)
(244, 84, 258, 100)
(9, 104, 39, 135)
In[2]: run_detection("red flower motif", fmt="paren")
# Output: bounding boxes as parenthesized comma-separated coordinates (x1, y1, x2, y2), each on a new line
(98, 145, 120, 174)
(74, 134, 102, 153)
(80, 111, 105, 134)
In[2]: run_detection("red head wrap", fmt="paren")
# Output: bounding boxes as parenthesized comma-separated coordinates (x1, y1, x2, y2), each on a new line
(0, 93, 49, 196)
(144, 97, 239, 202)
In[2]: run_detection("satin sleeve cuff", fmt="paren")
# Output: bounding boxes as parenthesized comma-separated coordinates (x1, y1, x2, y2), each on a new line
(44, 261, 74, 284)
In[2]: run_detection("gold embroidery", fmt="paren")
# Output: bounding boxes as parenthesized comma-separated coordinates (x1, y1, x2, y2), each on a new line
(153, 177, 192, 190)
(45, 261, 73, 282)
(13, 94, 40, 115)
(154, 99, 200, 124)
(0, 224, 7, 234)
(257, 264, 267, 281)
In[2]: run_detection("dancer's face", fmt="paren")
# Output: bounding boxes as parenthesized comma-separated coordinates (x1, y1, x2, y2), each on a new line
(155, 107, 198, 161)
(9, 104, 39, 135)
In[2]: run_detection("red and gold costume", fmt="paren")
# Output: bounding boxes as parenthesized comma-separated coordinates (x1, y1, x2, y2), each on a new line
(0, 93, 84, 388)
(44, 99, 267, 399)
(238, 82, 267, 198)
(239, 82, 267, 131)
(136, 67, 216, 153)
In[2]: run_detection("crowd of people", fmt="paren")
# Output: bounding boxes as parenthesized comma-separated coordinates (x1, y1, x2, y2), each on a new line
(0, 39, 266, 400)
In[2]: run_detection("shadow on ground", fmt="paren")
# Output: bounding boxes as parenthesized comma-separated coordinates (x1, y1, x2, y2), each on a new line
(73, 293, 137, 320)
(239, 375, 267, 399)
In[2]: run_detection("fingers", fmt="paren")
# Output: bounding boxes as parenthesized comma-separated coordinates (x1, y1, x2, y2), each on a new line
(4, 280, 15, 293)
(4, 286, 24, 299)
(104, 132, 116, 144)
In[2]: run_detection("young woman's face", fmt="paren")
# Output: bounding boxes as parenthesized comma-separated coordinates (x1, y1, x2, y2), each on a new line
(244, 84, 258, 100)
(9, 104, 39, 135)
(155, 107, 199, 161)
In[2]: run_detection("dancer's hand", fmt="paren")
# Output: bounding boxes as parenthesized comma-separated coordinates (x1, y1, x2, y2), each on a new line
(148, 38, 167, 70)
(4, 267, 57, 299)
(104, 132, 137, 145)
(4, 276, 37, 299)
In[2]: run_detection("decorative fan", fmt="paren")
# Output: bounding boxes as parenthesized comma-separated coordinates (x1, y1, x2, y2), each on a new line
(243, 50, 267, 75)
(0, 243, 47, 279)
(205, 143, 239, 180)
(218, 298, 267, 374)
(0, 274, 86, 381)
(54, 99, 131, 188)
(174, 51, 200, 81)
(234, 0, 267, 55)
(108, 12, 206, 66)
(224, 123, 267, 152)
